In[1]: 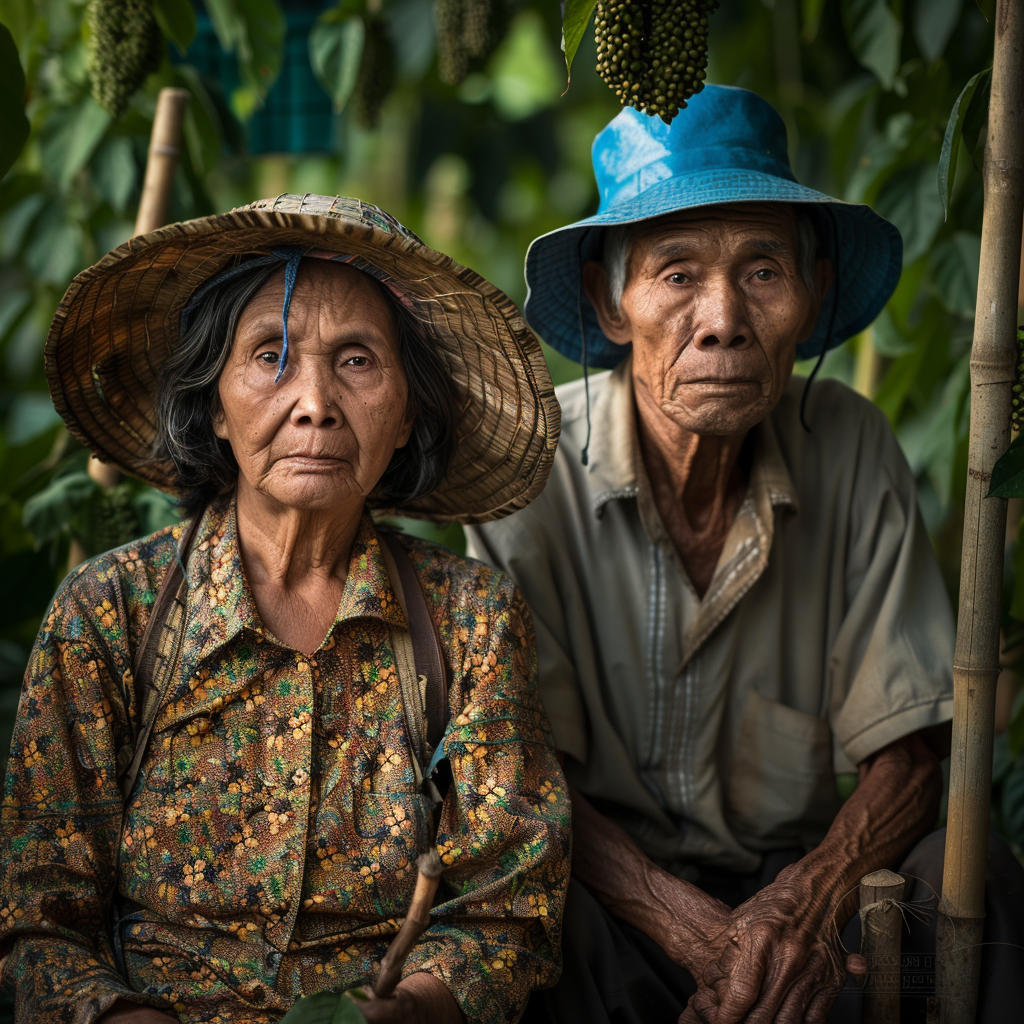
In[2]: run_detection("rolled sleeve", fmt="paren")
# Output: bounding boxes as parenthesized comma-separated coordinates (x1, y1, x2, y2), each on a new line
(828, 416, 955, 770)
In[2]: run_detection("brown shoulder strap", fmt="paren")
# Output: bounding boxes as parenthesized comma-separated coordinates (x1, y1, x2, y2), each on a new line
(123, 514, 204, 801)
(379, 531, 450, 756)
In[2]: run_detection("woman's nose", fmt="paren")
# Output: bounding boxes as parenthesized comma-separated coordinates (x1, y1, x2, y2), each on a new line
(288, 369, 341, 427)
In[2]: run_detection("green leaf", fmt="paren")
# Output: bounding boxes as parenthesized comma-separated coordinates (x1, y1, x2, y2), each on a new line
(205, 0, 285, 117)
(801, 0, 827, 43)
(875, 161, 945, 265)
(46, 96, 113, 192)
(279, 991, 366, 1024)
(938, 68, 991, 219)
(91, 136, 137, 214)
(976, 0, 995, 23)
(841, 0, 903, 90)
(561, 0, 597, 82)
(309, 12, 365, 113)
(961, 69, 992, 170)
(153, 0, 197, 55)
(930, 231, 981, 317)
(988, 433, 1024, 499)
(1001, 752, 1024, 845)
(913, 0, 961, 61)
(0, 20, 30, 179)
(22, 471, 97, 547)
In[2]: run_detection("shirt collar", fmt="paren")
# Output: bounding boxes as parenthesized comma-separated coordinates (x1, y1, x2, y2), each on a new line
(185, 502, 408, 667)
(586, 354, 799, 518)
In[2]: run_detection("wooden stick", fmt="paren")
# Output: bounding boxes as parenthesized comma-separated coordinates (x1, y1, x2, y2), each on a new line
(859, 869, 905, 1024)
(72, 87, 190, 566)
(937, 2, 1024, 1021)
(374, 850, 443, 999)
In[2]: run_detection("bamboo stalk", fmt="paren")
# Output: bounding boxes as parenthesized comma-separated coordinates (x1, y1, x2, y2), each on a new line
(374, 850, 443, 999)
(859, 869, 905, 1024)
(73, 88, 189, 567)
(937, 2, 1024, 1021)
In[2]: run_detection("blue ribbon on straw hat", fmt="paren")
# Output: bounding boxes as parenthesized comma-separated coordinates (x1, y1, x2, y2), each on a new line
(523, 84, 903, 371)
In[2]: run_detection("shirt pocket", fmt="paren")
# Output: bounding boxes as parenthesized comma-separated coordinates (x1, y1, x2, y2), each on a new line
(725, 690, 841, 849)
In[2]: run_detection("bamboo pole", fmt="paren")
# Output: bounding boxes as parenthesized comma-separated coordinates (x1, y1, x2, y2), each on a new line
(70, 88, 189, 567)
(859, 869, 905, 1024)
(85, 87, 189, 493)
(936, 3, 1024, 1021)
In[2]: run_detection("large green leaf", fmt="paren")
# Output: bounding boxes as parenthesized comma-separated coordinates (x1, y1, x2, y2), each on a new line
(0, 21, 30, 180)
(309, 9, 365, 114)
(988, 433, 1024, 499)
(841, 0, 902, 90)
(205, 0, 285, 118)
(930, 231, 981, 317)
(279, 991, 366, 1024)
(875, 161, 945, 265)
(913, 0, 962, 61)
(1001, 753, 1024, 845)
(801, 0, 827, 43)
(153, 0, 197, 55)
(938, 68, 991, 220)
(561, 0, 597, 83)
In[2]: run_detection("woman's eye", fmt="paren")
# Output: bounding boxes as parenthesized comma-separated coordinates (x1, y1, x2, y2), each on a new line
(754, 268, 775, 281)
(257, 351, 280, 366)
(345, 355, 370, 367)
(668, 272, 688, 285)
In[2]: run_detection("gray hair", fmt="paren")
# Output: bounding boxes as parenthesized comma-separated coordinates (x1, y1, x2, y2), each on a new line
(603, 206, 820, 307)
(153, 258, 457, 520)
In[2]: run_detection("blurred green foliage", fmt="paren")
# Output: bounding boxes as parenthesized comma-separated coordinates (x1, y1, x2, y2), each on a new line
(0, 0, 1022, 853)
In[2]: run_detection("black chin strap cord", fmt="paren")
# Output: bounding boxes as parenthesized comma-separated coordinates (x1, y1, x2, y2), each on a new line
(800, 204, 842, 433)
(578, 231, 593, 466)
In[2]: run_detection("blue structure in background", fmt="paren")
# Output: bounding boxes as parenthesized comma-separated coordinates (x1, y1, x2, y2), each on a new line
(186, 3, 336, 155)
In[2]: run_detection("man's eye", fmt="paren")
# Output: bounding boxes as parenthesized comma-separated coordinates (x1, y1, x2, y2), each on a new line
(257, 351, 280, 365)
(754, 268, 775, 281)
(668, 272, 688, 284)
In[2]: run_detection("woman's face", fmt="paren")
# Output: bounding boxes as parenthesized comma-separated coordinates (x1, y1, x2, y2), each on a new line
(214, 260, 413, 512)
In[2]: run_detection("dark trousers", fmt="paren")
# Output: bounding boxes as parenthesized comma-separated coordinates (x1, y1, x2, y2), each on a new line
(522, 829, 1024, 1024)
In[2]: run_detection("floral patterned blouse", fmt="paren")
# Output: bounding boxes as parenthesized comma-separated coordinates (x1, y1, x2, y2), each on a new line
(0, 503, 570, 1024)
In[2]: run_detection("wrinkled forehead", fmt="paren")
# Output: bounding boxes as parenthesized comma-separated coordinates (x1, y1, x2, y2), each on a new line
(629, 201, 801, 250)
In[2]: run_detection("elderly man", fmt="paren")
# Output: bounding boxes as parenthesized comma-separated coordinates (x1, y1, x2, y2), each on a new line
(466, 86, 1024, 1023)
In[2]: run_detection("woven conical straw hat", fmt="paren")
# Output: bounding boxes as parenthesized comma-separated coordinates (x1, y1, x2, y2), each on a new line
(44, 194, 561, 524)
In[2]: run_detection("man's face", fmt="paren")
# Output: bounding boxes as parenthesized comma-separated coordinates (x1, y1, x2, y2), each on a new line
(584, 203, 828, 437)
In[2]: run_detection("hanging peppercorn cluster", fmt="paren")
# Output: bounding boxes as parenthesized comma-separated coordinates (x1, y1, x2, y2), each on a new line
(87, 0, 164, 119)
(595, 0, 718, 124)
(1012, 325, 1024, 434)
(352, 14, 396, 128)
(435, 0, 510, 86)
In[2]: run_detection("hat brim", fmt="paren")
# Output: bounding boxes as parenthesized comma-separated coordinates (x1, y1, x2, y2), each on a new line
(524, 169, 903, 368)
(45, 195, 560, 525)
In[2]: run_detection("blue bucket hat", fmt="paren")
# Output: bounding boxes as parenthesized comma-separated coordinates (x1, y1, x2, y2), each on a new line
(524, 85, 902, 369)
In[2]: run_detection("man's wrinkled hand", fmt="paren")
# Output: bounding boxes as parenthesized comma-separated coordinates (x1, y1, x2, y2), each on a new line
(354, 972, 464, 1024)
(679, 866, 858, 1024)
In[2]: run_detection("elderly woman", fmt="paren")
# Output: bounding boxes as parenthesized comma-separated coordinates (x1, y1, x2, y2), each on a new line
(0, 196, 568, 1024)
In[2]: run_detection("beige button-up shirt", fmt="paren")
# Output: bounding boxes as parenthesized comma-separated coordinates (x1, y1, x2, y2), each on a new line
(466, 357, 954, 874)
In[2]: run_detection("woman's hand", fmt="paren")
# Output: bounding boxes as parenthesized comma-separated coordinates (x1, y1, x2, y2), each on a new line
(97, 1000, 180, 1024)
(354, 973, 464, 1024)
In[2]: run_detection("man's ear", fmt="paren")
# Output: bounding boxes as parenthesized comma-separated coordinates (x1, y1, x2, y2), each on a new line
(581, 261, 633, 346)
